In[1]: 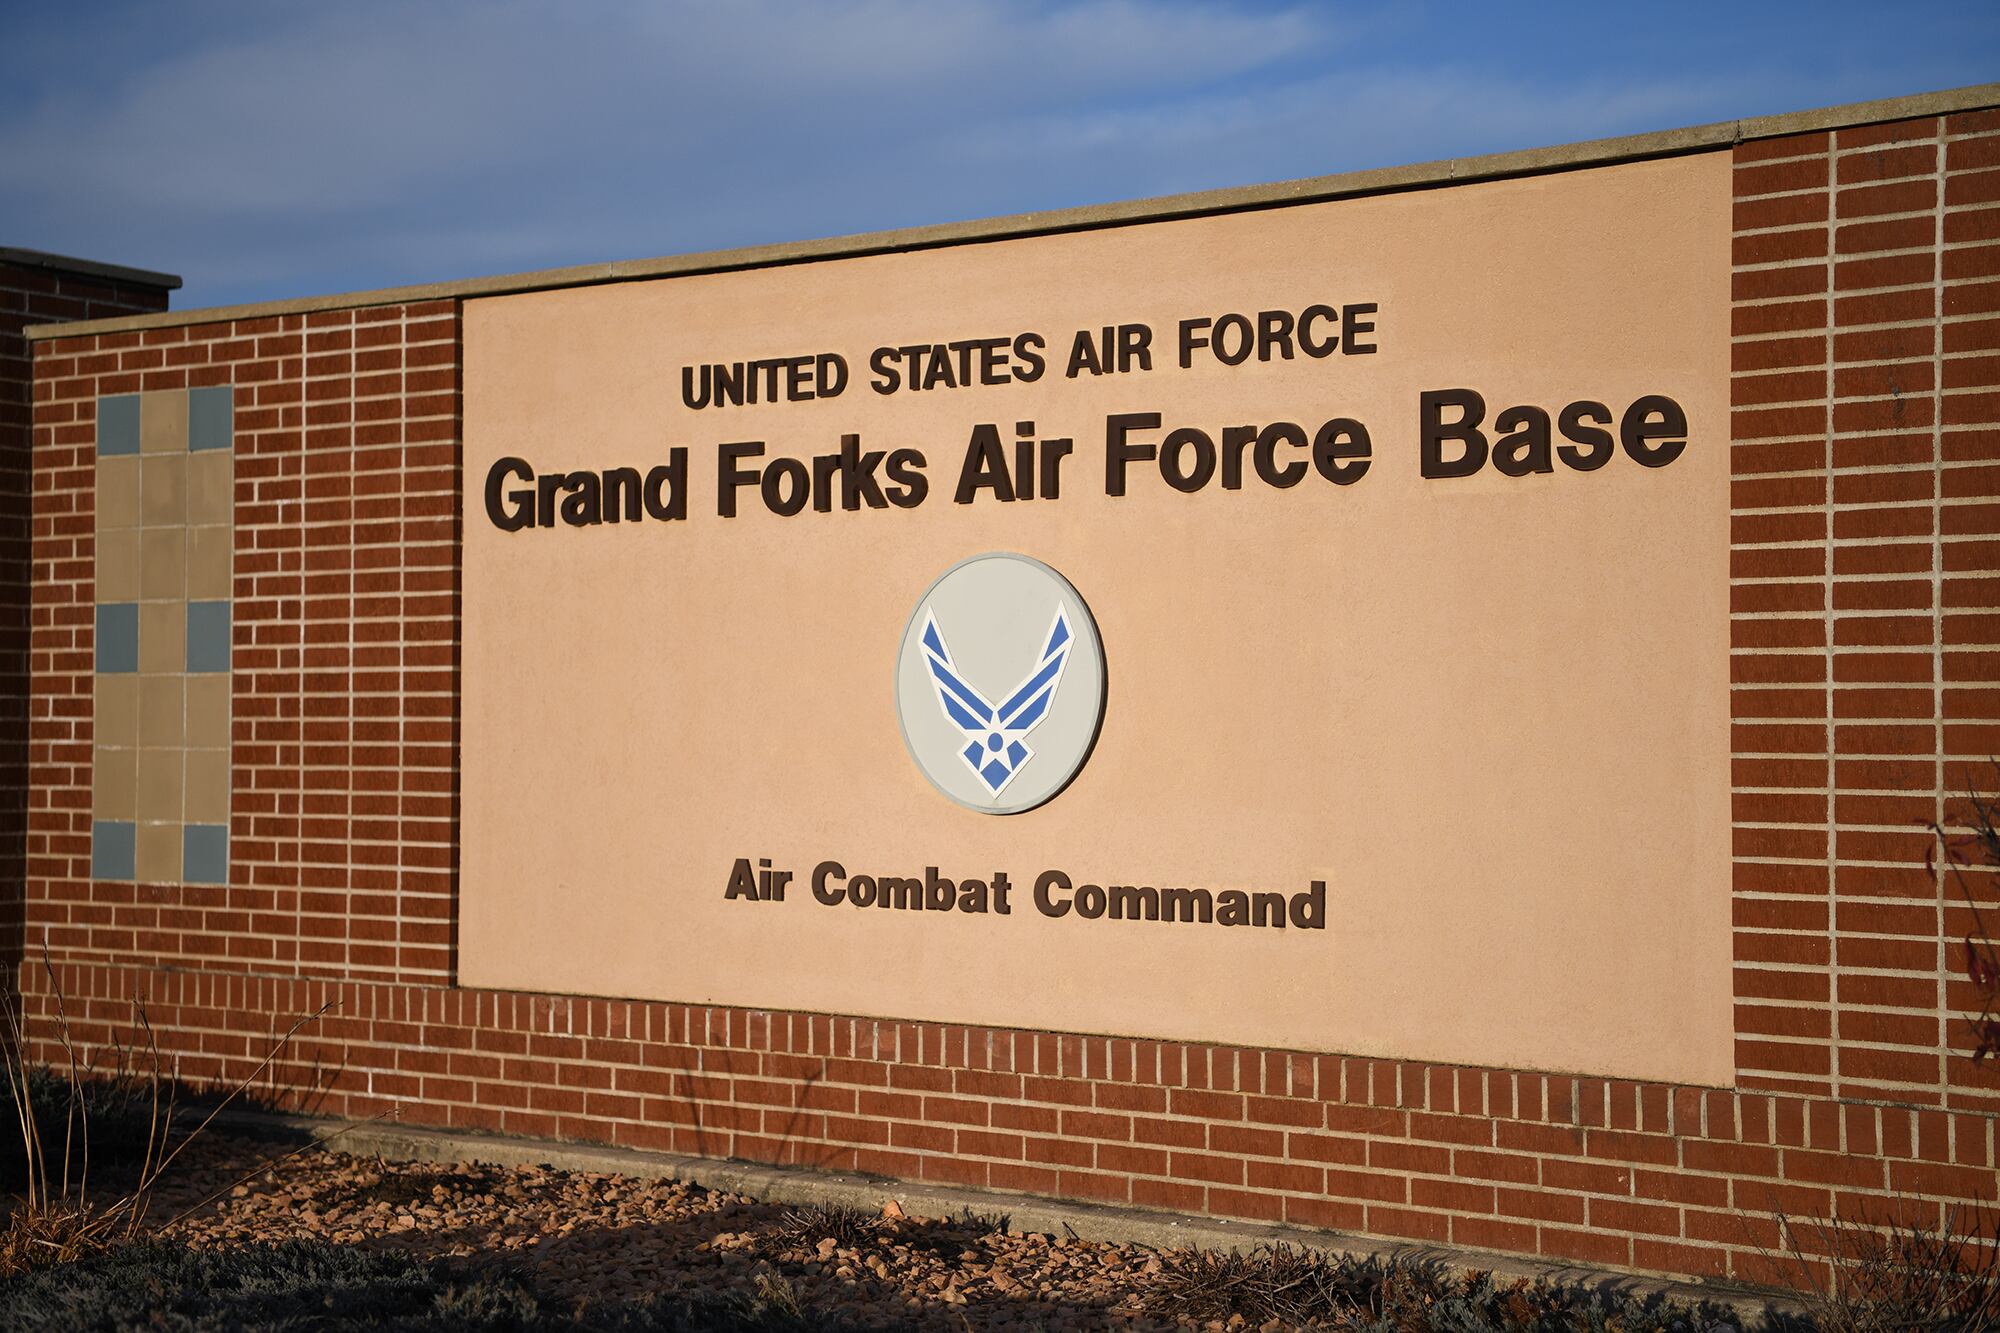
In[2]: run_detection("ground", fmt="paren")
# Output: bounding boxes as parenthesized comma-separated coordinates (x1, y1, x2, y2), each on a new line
(0, 1118, 1765, 1330)
(143, 1132, 1219, 1330)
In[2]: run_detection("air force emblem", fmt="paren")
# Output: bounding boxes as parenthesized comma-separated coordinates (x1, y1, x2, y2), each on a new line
(896, 554, 1105, 814)
(920, 608, 1072, 796)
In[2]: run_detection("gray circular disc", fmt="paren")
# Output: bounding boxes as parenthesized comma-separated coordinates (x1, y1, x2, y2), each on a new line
(895, 553, 1105, 815)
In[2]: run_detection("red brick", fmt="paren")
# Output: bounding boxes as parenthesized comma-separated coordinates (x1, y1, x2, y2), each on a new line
(1736, 156, 1829, 197)
(1734, 333, 1826, 372)
(1410, 1177, 1495, 1214)
(1208, 1123, 1283, 1158)
(1324, 1168, 1407, 1205)
(1736, 193, 1831, 231)
(1245, 1159, 1324, 1195)
(1129, 1176, 1202, 1212)
(1837, 141, 1936, 184)
(1735, 264, 1828, 302)
(1837, 116, 1940, 150)
(1735, 228, 1828, 266)
(1367, 1139, 1450, 1175)
(1737, 133, 1827, 164)
(1836, 178, 1936, 219)
(1542, 1157, 1631, 1195)
(1284, 1196, 1364, 1231)
(1170, 1088, 1243, 1120)
(1589, 1197, 1681, 1238)
(1888, 1159, 2000, 1200)
(1169, 1152, 1245, 1186)
(1540, 1226, 1629, 1267)
(1408, 1112, 1494, 1147)
(1453, 1149, 1538, 1185)
(1365, 1205, 1450, 1243)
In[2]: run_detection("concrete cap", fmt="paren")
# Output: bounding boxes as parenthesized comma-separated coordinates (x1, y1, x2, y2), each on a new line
(2, 245, 182, 292)
(24, 80, 2000, 342)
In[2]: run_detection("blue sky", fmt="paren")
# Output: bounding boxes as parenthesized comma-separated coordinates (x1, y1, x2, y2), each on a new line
(3, 0, 1995, 310)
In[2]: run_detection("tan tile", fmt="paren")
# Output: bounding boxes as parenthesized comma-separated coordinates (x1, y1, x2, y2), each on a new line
(96, 528, 141, 602)
(140, 454, 186, 527)
(183, 748, 229, 823)
(139, 528, 186, 600)
(96, 457, 141, 531)
(136, 748, 184, 823)
(187, 526, 232, 600)
(187, 451, 232, 526)
(95, 674, 140, 747)
(138, 602, 186, 675)
(135, 822, 181, 884)
(140, 389, 189, 454)
(185, 674, 230, 746)
(93, 745, 136, 819)
(138, 675, 185, 748)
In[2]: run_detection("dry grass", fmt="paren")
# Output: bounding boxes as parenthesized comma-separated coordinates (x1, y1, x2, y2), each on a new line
(1929, 772, 2000, 1066)
(1778, 1203, 2000, 1332)
(771, 1202, 884, 1249)
(0, 950, 334, 1276)
(0, 1197, 125, 1275)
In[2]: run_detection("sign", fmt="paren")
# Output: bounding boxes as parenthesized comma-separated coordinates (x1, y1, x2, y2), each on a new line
(459, 152, 1733, 1084)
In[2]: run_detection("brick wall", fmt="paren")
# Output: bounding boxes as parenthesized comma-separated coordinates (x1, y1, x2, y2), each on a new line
(18, 103, 2000, 1290)
(1730, 109, 2000, 1116)
(0, 256, 171, 982)
(28, 303, 458, 982)
(20, 956, 1999, 1286)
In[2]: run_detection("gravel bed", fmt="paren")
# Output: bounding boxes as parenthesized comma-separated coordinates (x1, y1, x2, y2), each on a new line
(125, 1133, 1762, 1331)
(142, 1132, 1208, 1330)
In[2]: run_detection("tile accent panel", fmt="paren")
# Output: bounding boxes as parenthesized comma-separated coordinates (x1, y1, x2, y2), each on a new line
(91, 388, 232, 884)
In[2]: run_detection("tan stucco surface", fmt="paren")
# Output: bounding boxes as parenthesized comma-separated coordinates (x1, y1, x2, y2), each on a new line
(460, 151, 1734, 1085)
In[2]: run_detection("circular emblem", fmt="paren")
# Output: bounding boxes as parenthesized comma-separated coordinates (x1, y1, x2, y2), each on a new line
(895, 553, 1106, 814)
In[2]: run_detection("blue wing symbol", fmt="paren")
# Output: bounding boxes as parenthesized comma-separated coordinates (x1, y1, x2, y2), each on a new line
(921, 608, 1073, 798)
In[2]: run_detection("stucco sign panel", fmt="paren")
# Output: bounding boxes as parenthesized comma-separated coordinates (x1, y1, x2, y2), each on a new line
(460, 152, 1734, 1086)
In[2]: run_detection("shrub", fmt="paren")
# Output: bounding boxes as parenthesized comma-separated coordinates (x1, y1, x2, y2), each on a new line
(947, 1204, 1011, 1235)
(0, 1236, 857, 1332)
(588, 1272, 857, 1331)
(1145, 1244, 1752, 1331)
(0, 1238, 543, 1331)
(1779, 1204, 2000, 1333)
(0, 1063, 159, 1196)
(0, 955, 334, 1277)
(1930, 772, 2000, 1063)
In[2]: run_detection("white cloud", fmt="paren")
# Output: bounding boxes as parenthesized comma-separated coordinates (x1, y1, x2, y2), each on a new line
(4, 1, 1326, 214)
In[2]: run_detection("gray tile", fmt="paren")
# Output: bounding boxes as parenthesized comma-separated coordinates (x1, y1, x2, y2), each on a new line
(188, 386, 234, 452)
(186, 601, 230, 673)
(92, 820, 135, 880)
(96, 603, 139, 674)
(97, 395, 140, 456)
(183, 823, 228, 885)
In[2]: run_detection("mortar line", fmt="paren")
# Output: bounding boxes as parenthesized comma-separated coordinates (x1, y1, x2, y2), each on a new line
(1823, 144, 1839, 1099)
(1930, 116, 1949, 1088)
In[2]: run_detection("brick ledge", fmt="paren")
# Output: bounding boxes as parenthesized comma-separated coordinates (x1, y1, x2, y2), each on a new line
(217, 1108, 1802, 1325)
